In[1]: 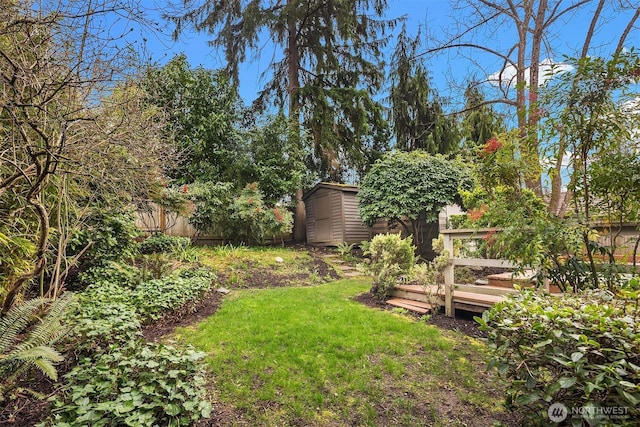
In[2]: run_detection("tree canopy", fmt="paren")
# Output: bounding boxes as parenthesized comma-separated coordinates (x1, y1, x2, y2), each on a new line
(425, 0, 640, 201)
(389, 24, 458, 154)
(168, 0, 400, 241)
(358, 151, 470, 257)
(142, 54, 247, 184)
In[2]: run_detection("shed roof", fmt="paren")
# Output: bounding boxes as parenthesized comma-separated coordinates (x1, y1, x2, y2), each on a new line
(302, 182, 360, 201)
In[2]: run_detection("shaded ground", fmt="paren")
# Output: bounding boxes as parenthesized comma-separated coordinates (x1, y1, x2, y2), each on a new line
(1, 373, 54, 426)
(214, 252, 341, 289)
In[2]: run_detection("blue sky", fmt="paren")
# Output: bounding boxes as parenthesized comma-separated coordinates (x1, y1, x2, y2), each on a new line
(138, 1, 638, 110)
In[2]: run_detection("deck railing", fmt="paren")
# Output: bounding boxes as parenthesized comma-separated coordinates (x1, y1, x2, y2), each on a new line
(441, 228, 529, 317)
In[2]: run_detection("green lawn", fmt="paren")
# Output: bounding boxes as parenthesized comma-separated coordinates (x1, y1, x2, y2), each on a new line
(175, 277, 512, 426)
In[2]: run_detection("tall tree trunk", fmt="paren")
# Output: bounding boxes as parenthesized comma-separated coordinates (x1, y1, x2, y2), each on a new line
(525, 0, 546, 196)
(512, 1, 541, 195)
(287, 2, 306, 243)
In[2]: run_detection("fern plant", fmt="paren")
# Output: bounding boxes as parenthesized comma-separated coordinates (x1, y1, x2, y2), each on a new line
(336, 242, 356, 260)
(0, 293, 74, 399)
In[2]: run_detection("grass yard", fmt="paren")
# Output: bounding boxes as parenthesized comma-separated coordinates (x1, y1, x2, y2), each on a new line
(174, 275, 517, 426)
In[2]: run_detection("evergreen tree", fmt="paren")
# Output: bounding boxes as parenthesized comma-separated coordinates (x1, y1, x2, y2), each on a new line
(141, 55, 248, 184)
(389, 24, 458, 154)
(168, 0, 399, 241)
(460, 83, 505, 154)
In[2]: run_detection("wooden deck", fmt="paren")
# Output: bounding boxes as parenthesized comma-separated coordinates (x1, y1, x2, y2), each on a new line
(387, 283, 513, 316)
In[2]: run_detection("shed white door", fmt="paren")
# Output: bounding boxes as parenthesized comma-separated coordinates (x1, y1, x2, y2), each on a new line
(315, 194, 332, 242)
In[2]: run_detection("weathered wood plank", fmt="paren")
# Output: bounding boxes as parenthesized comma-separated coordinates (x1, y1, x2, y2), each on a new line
(386, 298, 433, 314)
(452, 291, 505, 306)
(453, 284, 519, 296)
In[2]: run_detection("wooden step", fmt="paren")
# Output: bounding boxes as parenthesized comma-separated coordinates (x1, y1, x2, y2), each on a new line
(452, 291, 505, 307)
(394, 284, 444, 296)
(386, 298, 433, 314)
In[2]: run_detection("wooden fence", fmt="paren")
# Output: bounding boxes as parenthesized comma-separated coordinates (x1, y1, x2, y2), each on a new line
(135, 202, 293, 244)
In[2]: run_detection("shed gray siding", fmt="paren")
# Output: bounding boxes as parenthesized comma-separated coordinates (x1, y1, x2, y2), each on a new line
(304, 183, 373, 246)
(342, 191, 371, 243)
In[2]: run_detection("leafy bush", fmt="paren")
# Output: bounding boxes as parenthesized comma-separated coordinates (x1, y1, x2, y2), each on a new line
(139, 252, 176, 280)
(0, 229, 35, 307)
(477, 288, 640, 426)
(75, 269, 216, 329)
(187, 181, 293, 245)
(71, 288, 141, 354)
(358, 151, 471, 257)
(70, 209, 139, 269)
(132, 271, 215, 321)
(459, 186, 547, 230)
(138, 234, 191, 255)
(48, 268, 218, 425)
(77, 261, 142, 289)
(48, 344, 212, 426)
(367, 233, 415, 300)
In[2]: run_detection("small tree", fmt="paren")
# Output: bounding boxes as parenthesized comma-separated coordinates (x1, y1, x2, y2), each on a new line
(358, 151, 470, 258)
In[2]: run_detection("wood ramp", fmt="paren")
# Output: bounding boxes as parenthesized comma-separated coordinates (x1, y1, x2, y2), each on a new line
(387, 283, 516, 316)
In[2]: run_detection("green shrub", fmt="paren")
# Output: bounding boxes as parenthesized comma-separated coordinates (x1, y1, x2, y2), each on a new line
(78, 261, 142, 288)
(139, 252, 176, 280)
(49, 268, 218, 426)
(71, 281, 140, 353)
(132, 271, 214, 321)
(367, 233, 415, 300)
(138, 234, 191, 255)
(75, 269, 216, 327)
(476, 288, 640, 426)
(187, 181, 293, 245)
(48, 344, 212, 426)
(70, 209, 139, 270)
(448, 214, 467, 229)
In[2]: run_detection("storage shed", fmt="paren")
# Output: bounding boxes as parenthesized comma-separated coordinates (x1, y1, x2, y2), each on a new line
(303, 182, 379, 246)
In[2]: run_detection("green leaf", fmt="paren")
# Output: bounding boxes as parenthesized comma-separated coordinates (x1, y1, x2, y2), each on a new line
(558, 377, 577, 389)
(115, 399, 136, 413)
(534, 339, 552, 349)
(33, 358, 59, 381)
(165, 403, 181, 416)
(622, 390, 639, 405)
(570, 352, 584, 363)
(618, 381, 638, 389)
(515, 393, 540, 405)
(200, 401, 213, 418)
